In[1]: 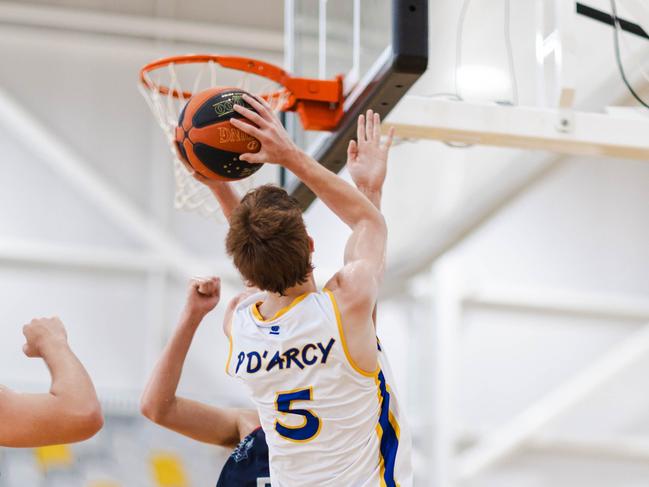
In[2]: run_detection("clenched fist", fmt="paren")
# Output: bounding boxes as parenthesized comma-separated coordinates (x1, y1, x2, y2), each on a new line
(184, 277, 221, 320)
(23, 317, 68, 358)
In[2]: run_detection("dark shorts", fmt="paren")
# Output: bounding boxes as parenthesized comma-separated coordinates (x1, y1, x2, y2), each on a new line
(216, 427, 271, 487)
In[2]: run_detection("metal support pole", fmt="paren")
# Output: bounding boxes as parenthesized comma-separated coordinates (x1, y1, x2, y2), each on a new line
(431, 257, 463, 487)
(318, 0, 328, 79)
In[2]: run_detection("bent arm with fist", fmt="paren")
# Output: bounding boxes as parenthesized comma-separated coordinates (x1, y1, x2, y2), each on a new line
(140, 277, 258, 448)
(0, 317, 103, 447)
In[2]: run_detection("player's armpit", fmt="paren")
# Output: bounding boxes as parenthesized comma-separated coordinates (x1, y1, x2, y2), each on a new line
(326, 265, 380, 374)
(236, 408, 263, 439)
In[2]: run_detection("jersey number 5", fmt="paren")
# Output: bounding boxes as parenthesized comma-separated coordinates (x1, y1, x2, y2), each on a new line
(274, 387, 321, 442)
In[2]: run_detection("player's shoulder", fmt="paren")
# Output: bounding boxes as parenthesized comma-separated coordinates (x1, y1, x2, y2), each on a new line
(325, 262, 378, 311)
(223, 288, 264, 336)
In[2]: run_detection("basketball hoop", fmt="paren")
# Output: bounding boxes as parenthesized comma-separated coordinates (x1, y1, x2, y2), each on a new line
(139, 54, 344, 218)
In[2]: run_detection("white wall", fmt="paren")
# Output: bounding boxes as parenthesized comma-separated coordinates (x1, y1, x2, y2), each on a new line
(0, 10, 278, 485)
(444, 157, 649, 486)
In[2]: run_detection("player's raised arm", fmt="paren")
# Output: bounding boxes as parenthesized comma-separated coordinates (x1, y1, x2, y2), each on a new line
(0, 318, 103, 447)
(347, 112, 392, 327)
(231, 96, 387, 266)
(231, 98, 392, 370)
(232, 96, 390, 276)
(347, 112, 390, 212)
(140, 277, 258, 448)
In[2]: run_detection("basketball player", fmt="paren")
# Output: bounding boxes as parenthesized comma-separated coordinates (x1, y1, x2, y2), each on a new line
(0, 317, 103, 447)
(223, 99, 410, 486)
(141, 277, 270, 486)
(140, 110, 395, 487)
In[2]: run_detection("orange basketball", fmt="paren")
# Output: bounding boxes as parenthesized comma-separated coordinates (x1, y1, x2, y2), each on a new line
(174, 87, 263, 181)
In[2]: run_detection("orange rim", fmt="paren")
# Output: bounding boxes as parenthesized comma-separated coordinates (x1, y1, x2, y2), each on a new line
(140, 54, 289, 103)
(139, 54, 345, 131)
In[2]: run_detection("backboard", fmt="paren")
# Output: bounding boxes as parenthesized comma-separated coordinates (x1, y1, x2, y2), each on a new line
(138, 0, 428, 216)
(284, 0, 429, 209)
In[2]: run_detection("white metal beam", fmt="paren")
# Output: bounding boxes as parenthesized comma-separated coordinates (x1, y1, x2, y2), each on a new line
(0, 1, 284, 52)
(458, 323, 649, 480)
(0, 1, 355, 59)
(0, 238, 162, 273)
(460, 429, 649, 463)
(464, 285, 649, 322)
(431, 258, 463, 487)
(384, 97, 649, 159)
(529, 433, 649, 462)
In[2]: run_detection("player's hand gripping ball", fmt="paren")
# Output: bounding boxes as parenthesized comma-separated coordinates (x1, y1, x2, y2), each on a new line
(175, 88, 264, 181)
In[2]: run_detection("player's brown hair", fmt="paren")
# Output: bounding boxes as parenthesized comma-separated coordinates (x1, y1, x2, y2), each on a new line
(226, 184, 314, 295)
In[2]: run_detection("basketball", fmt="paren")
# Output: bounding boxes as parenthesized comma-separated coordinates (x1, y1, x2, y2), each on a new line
(174, 87, 263, 181)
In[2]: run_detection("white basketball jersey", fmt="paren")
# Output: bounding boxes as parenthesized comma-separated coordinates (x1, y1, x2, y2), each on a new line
(226, 289, 412, 487)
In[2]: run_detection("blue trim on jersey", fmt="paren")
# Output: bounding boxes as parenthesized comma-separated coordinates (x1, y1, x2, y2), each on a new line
(377, 370, 399, 487)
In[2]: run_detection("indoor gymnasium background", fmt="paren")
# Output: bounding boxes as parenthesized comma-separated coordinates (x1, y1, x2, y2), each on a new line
(2, 1, 649, 486)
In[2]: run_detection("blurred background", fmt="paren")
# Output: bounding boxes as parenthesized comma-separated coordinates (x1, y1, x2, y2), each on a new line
(1, 0, 649, 486)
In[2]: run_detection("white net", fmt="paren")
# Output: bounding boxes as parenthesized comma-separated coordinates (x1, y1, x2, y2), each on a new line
(139, 58, 288, 219)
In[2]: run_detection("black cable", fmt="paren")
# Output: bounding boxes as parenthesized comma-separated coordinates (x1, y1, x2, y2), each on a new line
(609, 0, 649, 109)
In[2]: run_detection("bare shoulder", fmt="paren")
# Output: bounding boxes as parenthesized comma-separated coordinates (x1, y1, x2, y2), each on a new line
(223, 288, 260, 337)
(325, 262, 378, 317)
(325, 268, 379, 374)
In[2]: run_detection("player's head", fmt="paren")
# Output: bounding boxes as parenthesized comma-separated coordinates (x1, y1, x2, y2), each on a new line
(226, 184, 314, 295)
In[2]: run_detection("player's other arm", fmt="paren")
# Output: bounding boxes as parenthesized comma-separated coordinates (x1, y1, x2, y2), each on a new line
(140, 278, 258, 448)
(0, 318, 103, 447)
(323, 112, 393, 371)
(347, 112, 391, 327)
(347, 112, 388, 212)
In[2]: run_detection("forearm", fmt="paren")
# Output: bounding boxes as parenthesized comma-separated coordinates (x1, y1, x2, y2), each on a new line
(152, 398, 242, 448)
(141, 312, 200, 420)
(0, 346, 103, 447)
(343, 188, 383, 265)
(141, 313, 244, 447)
(209, 183, 241, 221)
(357, 189, 382, 327)
(44, 343, 100, 412)
(358, 187, 382, 211)
(287, 151, 382, 229)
